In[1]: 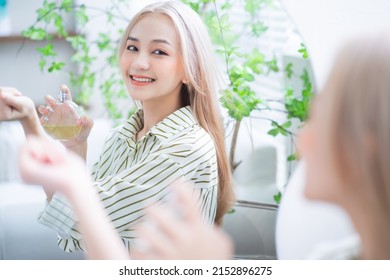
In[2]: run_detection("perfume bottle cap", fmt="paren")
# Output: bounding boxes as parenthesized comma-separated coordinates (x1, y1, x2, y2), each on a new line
(59, 85, 69, 103)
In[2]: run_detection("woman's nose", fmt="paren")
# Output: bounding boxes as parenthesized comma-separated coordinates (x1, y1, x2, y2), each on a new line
(132, 52, 150, 70)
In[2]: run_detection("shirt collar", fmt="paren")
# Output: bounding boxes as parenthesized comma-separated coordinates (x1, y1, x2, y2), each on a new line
(117, 109, 143, 141)
(117, 106, 197, 141)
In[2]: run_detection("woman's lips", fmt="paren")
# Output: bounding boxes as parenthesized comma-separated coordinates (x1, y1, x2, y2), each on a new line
(130, 75, 156, 86)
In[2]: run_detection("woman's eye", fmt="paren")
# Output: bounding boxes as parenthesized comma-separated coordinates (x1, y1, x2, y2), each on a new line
(153, 49, 167, 56)
(126, 45, 138, 52)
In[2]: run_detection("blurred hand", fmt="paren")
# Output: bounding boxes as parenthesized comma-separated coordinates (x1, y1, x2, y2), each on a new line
(132, 184, 234, 260)
(0, 87, 36, 121)
(19, 136, 91, 198)
(38, 84, 94, 147)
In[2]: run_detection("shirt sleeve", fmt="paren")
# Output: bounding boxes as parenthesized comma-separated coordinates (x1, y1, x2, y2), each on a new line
(188, 150, 218, 225)
(38, 153, 184, 252)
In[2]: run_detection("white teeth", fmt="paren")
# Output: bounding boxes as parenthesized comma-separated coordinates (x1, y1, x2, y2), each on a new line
(131, 76, 154, 83)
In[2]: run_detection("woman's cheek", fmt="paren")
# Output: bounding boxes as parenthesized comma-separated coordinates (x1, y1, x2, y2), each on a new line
(299, 123, 327, 200)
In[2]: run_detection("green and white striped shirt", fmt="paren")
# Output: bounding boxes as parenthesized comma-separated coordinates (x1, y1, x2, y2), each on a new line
(38, 106, 218, 252)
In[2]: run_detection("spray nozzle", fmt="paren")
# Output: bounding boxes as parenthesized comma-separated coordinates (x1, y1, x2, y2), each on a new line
(59, 85, 68, 102)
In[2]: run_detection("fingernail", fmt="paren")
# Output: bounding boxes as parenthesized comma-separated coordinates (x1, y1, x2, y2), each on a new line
(46, 105, 54, 113)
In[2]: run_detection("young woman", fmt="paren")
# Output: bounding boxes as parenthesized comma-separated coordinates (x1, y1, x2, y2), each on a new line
(2, 1, 235, 253)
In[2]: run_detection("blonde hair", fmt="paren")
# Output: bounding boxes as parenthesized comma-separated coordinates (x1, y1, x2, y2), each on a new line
(118, 1, 235, 224)
(323, 33, 390, 214)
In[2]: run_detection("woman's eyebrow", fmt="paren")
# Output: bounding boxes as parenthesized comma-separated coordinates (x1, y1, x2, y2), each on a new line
(127, 36, 139, 42)
(127, 36, 173, 47)
(151, 39, 173, 47)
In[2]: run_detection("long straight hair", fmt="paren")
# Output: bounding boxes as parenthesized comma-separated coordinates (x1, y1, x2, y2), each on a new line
(118, 1, 235, 224)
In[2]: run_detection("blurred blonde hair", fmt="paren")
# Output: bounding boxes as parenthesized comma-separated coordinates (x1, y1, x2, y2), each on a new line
(322, 32, 390, 213)
(118, 1, 235, 224)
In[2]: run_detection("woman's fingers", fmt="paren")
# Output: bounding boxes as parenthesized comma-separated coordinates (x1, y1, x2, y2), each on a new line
(0, 92, 35, 121)
(134, 222, 174, 258)
(75, 115, 94, 140)
(0, 91, 22, 110)
(171, 183, 202, 224)
(44, 95, 57, 108)
(0, 87, 22, 97)
(19, 136, 67, 189)
(39, 95, 60, 122)
(38, 104, 50, 115)
(147, 206, 185, 240)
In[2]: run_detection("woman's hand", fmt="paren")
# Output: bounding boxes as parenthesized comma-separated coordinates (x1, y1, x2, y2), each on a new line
(38, 85, 94, 159)
(19, 136, 91, 200)
(132, 184, 234, 260)
(20, 135, 130, 260)
(0, 87, 43, 136)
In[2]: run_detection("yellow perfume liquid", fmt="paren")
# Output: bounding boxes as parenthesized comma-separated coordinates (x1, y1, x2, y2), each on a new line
(41, 84, 84, 141)
(43, 125, 82, 141)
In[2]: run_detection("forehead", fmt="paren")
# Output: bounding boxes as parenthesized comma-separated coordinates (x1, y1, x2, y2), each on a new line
(130, 13, 179, 45)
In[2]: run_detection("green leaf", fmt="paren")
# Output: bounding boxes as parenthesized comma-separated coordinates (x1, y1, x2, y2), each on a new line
(244, 49, 265, 75)
(76, 4, 89, 26)
(245, 0, 261, 16)
(282, 121, 292, 128)
(21, 27, 48, 40)
(251, 20, 268, 37)
(298, 43, 309, 59)
(244, 0, 272, 16)
(36, 1, 57, 23)
(54, 14, 67, 37)
(284, 80, 313, 122)
(300, 68, 311, 89)
(287, 154, 297, 162)
(266, 56, 279, 73)
(285, 62, 293, 79)
(106, 12, 114, 24)
(273, 192, 282, 204)
(221, 1, 233, 11)
(219, 14, 231, 31)
(220, 87, 259, 121)
(37, 43, 56, 57)
(39, 59, 46, 71)
(97, 33, 111, 51)
(267, 128, 279, 137)
(66, 35, 88, 51)
(227, 208, 236, 214)
(61, 0, 73, 12)
(48, 61, 65, 72)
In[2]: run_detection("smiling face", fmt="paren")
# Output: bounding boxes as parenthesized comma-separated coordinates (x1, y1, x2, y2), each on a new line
(120, 13, 185, 106)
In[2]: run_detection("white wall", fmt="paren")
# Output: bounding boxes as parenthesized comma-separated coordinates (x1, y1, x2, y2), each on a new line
(280, 0, 390, 91)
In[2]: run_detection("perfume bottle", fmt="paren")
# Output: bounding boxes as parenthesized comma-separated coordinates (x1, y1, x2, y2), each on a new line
(42, 85, 83, 141)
